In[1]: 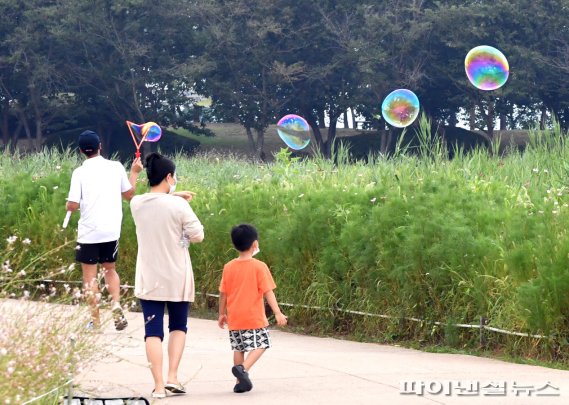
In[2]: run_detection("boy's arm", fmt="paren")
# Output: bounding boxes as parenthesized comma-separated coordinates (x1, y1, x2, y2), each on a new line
(263, 289, 287, 326)
(218, 292, 227, 329)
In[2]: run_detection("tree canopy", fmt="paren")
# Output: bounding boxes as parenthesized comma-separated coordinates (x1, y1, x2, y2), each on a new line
(1, 0, 568, 156)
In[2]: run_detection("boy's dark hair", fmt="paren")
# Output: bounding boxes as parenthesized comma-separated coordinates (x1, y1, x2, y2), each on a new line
(231, 224, 258, 252)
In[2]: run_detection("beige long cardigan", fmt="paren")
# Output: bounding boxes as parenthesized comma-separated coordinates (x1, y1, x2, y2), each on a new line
(130, 193, 204, 302)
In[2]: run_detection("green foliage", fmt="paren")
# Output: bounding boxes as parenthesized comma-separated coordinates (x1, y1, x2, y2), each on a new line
(5, 131, 569, 362)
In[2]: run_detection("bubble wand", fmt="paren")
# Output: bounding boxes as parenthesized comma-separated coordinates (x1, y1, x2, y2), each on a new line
(126, 121, 162, 158)
(62, 211, 72, 229)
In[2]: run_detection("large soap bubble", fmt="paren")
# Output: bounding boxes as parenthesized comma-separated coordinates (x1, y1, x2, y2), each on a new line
(141, 122, 162, 142)
(381, 89, 420, 128)
(276, 114, 311, 150)
(465, 45, 509, 91)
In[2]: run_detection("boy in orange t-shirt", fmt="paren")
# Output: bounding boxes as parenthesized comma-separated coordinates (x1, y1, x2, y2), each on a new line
(218, 224, 287, 393)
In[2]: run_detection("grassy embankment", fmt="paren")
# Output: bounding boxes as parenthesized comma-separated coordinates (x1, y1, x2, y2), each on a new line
(2, 120, 569, 372)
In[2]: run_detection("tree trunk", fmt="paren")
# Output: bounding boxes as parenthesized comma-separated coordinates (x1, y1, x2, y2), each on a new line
(485, 101, 495, 139)
(477, 100, 494, 139)
(1, 100, 9, 146)
(255, 128, 266, 161)
(469, 106, 476, 130)
(11, 120, 23, 150)
(97, 123, 112, 158)
(325, 114, 339, 157)
(304, 115, 324, 153)
(540, 105, 547, 130)
(499, 113, 507, 130)
(245, 126, 256, 155)
(343, 110, 349, 129)
(317, 109, 326, 129)
(30, 87, 43, 151)
(16, 108, 32, 141)
(448, 111, 457, 127)
(380, 130, 388, 154)
(350, 107, 357, 129)
(34, 116, 43, 151)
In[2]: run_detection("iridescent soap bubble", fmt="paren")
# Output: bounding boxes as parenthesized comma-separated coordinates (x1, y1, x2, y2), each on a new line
(129, 121, 162, 142)
(141, 122, 162, 142)
(276, 114, 311, 150)
(465, 45, 509, 91)
(381, 89, 420, 128)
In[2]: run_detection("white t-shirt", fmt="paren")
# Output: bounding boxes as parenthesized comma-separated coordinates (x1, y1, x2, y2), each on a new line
(67, 156, 132, 243)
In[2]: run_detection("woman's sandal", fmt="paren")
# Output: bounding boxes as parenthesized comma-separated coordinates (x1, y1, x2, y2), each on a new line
(151, 389, 166, 399)
(165, 382, 186, 394)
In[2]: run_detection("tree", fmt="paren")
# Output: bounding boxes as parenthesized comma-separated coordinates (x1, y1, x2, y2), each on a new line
(0, 0, 67, 150)
(192, 0, 303, 159)
(53, 0, 204, 152)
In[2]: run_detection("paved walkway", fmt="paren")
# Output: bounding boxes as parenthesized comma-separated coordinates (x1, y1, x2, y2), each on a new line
(76, 309, 569, 405)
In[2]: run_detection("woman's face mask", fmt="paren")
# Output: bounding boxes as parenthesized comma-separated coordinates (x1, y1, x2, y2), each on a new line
(168, 174, 177, 194)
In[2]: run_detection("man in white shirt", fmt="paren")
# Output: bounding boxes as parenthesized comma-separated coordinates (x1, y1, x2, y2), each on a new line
(66, 130, 143, 330)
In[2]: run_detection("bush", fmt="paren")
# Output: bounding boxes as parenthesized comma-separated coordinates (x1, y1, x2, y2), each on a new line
(3, 123, 569, 363)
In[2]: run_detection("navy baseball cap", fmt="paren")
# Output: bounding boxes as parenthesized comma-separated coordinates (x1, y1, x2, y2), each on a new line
(78, 130, 100, 153)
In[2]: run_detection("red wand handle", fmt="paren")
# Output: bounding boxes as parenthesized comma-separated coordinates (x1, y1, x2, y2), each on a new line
(135, 149, 140, 158)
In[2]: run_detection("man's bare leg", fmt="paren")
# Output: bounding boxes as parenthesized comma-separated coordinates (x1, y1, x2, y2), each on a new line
(81, 263, 100, 327)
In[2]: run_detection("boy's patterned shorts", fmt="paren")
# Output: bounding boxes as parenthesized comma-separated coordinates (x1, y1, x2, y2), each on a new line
(229, 327, 272, 352)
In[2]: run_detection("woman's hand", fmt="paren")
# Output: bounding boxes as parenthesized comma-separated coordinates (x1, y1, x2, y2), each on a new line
(173, 191, 196, 201)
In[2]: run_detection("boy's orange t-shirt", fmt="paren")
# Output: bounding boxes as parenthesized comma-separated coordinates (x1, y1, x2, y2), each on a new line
(219, 258, 277, 330)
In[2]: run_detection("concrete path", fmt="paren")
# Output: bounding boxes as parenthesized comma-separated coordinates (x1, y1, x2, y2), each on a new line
(76, 309, 569, 405)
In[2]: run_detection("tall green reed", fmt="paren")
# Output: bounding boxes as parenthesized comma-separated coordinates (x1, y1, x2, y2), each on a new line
(4, 131, 569, 361)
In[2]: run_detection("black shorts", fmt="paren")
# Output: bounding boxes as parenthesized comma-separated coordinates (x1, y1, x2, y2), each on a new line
(75, 240, 119, 264)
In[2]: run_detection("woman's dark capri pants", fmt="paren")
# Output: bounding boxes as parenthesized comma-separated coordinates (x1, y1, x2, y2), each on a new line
(139, 299, 191, 341)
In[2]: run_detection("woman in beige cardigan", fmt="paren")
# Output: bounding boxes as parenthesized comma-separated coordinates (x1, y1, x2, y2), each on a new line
(130, 153, 204, 398)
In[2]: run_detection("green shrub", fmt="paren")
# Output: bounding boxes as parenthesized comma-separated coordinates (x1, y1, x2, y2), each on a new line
(3, 122, 569, 363)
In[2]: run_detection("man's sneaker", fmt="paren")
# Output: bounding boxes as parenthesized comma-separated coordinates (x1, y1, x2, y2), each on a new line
(86, 320, 101, 331)
(112, 307, 128, 331)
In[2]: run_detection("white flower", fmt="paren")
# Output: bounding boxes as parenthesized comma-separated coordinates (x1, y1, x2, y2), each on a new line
(53, 186, 59, 190)
(55, 165, 61, 170)
(370, 197, 377, 203)
(298, 193, 304, 198)
(22, 238, 31, 245)
(6, 236, 17, 244)
(23, 290, 30, 298)
(19, 270, 26, 277)
(0, 348, 7, 356)
(532, 168, 539, 173)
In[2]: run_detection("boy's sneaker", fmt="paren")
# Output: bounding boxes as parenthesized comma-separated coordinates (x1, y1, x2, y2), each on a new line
(233, 382, 247, 393)
(231, 365, 253, 392)
(112, 307, 128, 331)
